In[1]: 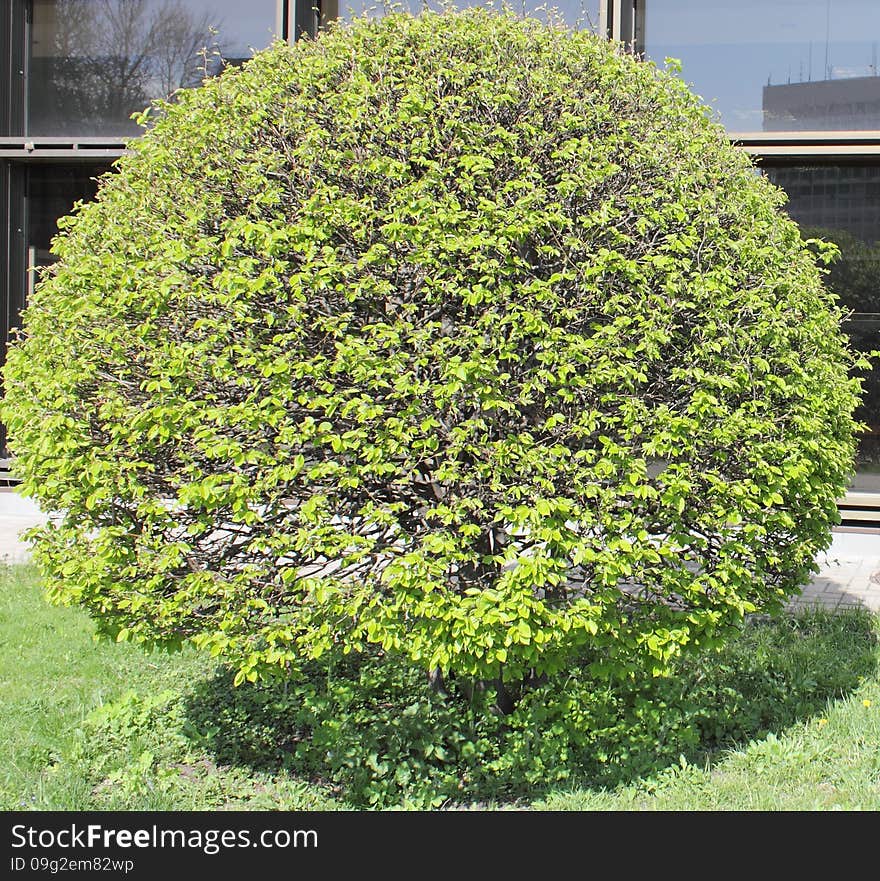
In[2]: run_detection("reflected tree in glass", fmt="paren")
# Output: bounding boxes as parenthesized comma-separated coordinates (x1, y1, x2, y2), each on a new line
(30, 0, 228, 136)
(803, 226, 880, 476)
(803, 227, 880, 314)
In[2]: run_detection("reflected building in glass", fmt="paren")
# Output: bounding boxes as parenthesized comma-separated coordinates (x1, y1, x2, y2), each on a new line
(763, 77, 880, 131)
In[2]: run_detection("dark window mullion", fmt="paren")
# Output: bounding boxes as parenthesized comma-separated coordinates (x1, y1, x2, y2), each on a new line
(21, 0, 30, 136)
(1, 162, 26, 456)
(3, 0, 29, 137)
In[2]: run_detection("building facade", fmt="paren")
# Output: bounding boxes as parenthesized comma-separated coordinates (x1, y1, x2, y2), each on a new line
(641, 0, 880, 519)
(1, 0, 878, 519)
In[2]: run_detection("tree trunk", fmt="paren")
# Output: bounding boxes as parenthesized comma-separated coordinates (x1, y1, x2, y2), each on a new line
(427, 667, 448, 696)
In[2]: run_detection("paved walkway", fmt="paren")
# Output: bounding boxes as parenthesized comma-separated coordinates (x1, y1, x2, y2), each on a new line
(2, 490, 878, 611)
(0, 490, 45, 563)
(795, 530, 880, 612)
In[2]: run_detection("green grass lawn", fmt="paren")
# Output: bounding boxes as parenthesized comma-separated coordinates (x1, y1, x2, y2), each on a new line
(3, 562, 880, 810)
(0, 564, 337, 810)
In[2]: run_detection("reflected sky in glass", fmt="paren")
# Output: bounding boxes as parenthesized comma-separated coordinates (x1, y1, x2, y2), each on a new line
(166, 0, 280, 56)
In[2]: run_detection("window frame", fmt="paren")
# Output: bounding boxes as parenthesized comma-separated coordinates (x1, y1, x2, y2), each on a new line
(633, 0, 880, 515)
(0, 0, 298, 453)
(0, 0, 298, 149)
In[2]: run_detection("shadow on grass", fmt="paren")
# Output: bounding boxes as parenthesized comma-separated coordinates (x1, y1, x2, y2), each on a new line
(182, 609, 878, 807)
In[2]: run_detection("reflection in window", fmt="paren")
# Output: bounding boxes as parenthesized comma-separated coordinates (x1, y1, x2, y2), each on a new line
(28, 0, 279, 137)
(645, 0, 880, 133)
(25, 163, 110, 298)
(766, 164, 880, 495)
(0, 163, 110, 456)
(336, 1, 601, 30)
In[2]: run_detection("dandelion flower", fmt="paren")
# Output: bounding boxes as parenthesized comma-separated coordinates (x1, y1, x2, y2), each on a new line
(817, 718, 828, 726)
(863, 699, 873, 708)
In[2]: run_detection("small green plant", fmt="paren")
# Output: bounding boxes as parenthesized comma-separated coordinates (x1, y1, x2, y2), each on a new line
(2, 11, 867, 710)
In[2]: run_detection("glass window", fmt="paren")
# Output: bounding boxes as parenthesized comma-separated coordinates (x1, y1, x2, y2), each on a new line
(0, 162, 110, 455)
(766, 163, 880, 495)
(337, 1, 601, 31)
(28, 0, 280, 137)
(25, 163, 110, 295)
(645, 1, 880, 133)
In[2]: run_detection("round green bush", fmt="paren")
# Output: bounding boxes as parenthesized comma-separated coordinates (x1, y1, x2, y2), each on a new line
(2, 10, 865, 705)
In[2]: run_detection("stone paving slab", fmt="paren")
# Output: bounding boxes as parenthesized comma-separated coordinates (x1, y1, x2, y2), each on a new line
(1, 490, 878, 612)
